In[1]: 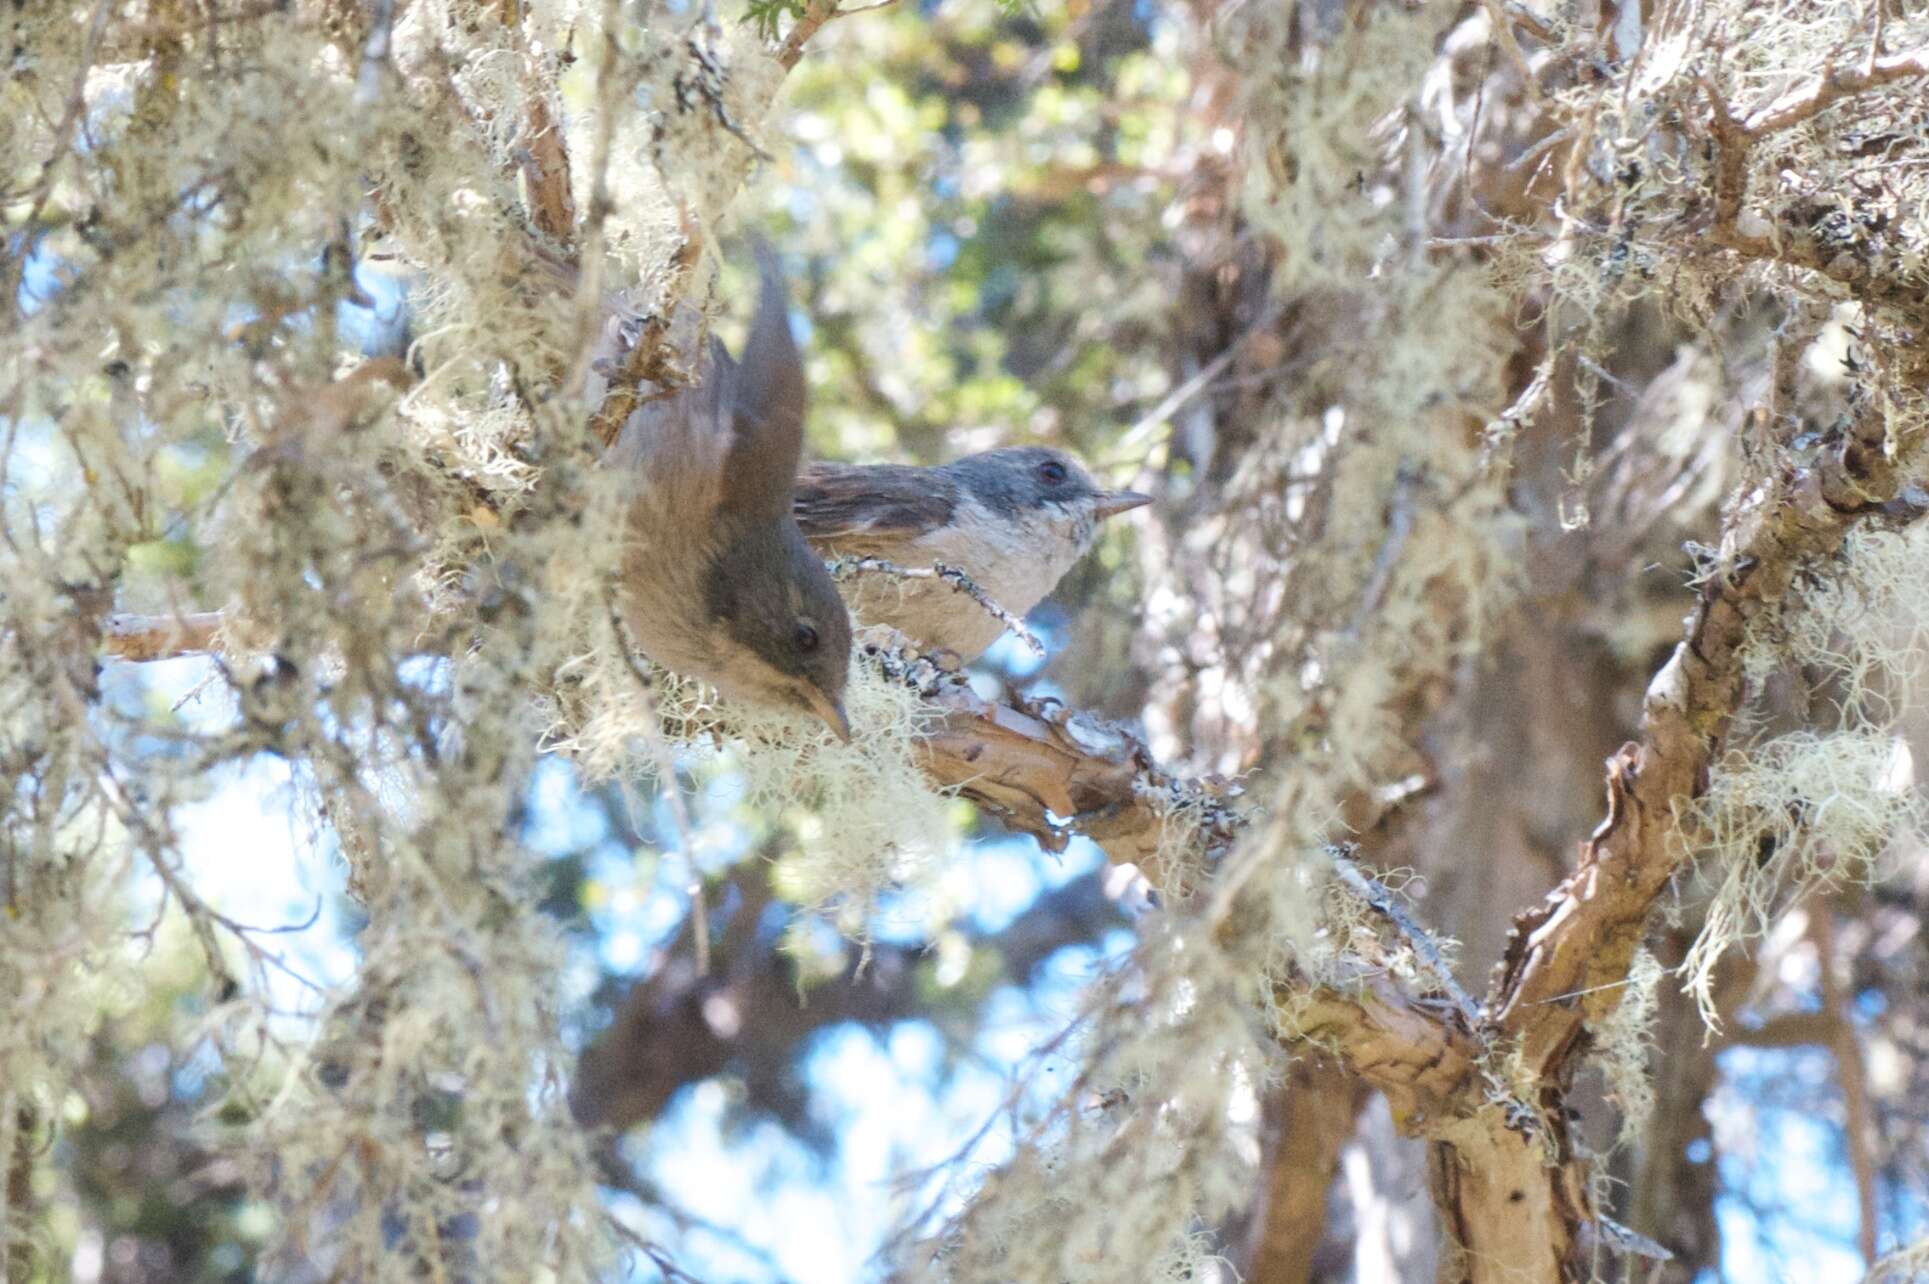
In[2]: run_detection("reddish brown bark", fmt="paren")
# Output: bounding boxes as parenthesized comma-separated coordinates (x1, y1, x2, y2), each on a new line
(1238, 1061, 1370, 1284)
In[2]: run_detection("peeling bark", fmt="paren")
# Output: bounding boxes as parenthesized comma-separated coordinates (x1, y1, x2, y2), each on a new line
(887, 654, 1244, 878)
(1428, 1117, 1590, 1284)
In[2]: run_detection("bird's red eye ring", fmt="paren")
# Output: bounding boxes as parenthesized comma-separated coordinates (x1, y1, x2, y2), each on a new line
(1038, 459, 1068, 485)
(794, 622, 820, 653)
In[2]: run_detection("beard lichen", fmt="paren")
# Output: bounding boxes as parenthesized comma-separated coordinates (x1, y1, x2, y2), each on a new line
(1, 0, 845, 1273)
(1589, 944, 1663, 1152)
(1681, 526, 1929, 1026)
(904, 916, 1272, 1284)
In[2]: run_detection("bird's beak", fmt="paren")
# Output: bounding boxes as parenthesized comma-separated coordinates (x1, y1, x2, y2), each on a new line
(1093, 490, 1153, 520)
(801, 687, 852, 742)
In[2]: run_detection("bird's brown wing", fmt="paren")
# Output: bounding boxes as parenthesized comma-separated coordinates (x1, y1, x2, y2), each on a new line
(718, 247, 809, 520)
(792, 462, 959, 555)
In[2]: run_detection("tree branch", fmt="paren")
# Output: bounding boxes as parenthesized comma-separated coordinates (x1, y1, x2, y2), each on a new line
(496, 0, 577, 247)
(520, 88, 577, 245)
(1236, 1060, 1369, 1284)
(1700, 52, 1929, 310)
(584, 8, 852, 449)
(1489, 402, 1929, 1077)
(570, 868, 1126, 1133)
(1812, 907, 1880, 1265)
(868, 647, 1243, 879)
(1287, 968, 1480, 1128)
(1741, 49, 1929, 138)
(586, 217, 705, 449)
(90, 602, 1474, 1151)
(777, 0, 840, 70)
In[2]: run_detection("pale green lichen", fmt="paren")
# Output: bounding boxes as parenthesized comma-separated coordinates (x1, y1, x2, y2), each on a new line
(0, 0, 820, 1273)
(1590, 946, 1662, 1151)
(1682, 729, 1921, 1025)
(1683, 526, 1929, 1025)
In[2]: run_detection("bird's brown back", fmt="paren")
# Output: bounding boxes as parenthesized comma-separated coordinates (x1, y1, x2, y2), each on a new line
(792, 462, 963, 555)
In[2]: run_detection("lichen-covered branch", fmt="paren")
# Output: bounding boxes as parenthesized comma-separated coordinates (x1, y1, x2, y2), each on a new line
(1741, 48, 1929, 137)
(1702, 47, 1929, 312)
(96, 601, 1482, 1152)
(585, 219, 705, 448)
(583, 15, 853, 449)
(868, 648, 1243, 880)
(93, 608, 1242, 882)
(1423, 401, 1929, 1279)
(499, 0, 576, 248)
(1489, 406, 1929, 1075)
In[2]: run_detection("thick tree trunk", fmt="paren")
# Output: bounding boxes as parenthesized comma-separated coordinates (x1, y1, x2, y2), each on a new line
(1429, 1121, 1591, 1284)
(1236, 1062, 1368, 1283)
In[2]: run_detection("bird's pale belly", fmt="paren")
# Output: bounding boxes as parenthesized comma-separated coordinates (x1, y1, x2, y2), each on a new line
(837, 506, 1082, 660)
(842, 577, 1011, 659)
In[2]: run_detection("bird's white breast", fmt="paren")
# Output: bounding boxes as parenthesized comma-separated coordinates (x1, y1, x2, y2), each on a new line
(855, 495, 1093, 659)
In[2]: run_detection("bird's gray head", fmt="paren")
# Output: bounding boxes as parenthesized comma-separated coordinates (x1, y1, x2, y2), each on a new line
(945, 446, 1151, 550)
(706, 522, 854, 737)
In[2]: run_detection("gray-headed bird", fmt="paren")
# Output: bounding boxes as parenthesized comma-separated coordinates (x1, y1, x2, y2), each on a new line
(794, 447, 1150, 661)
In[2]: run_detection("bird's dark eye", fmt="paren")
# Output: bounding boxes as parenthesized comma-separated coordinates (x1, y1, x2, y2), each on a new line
(793, 622, 820, 653)
(1038, 459, 1069, 485)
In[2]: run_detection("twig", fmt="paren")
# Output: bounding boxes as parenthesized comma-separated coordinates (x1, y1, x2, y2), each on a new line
(777, 0, 840, 70)
(1114, 303, 1282, 453)
(1741, 48, 1929, 138)
(829, 556, 1046, 657)
(1117, 346, 1239, 452)
(1326, 847, 1483, 1031)
(519, 89, 577, 243)
(1582, 1214, 1674, 1263)
(1505, 126, 1571, 175)
(1480, 0, 1542, 101)
(1811, 906, 1879, 1265)
(1502, 0, 1555, 42)
(607, 1220, 708, 1284)
(1344, 466, 1419, 639)
(498, 0, 576, 245)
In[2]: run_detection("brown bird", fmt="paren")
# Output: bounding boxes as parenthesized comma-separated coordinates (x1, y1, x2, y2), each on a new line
(793, 447, 1151, 661)
(600, 255, 854, 738)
